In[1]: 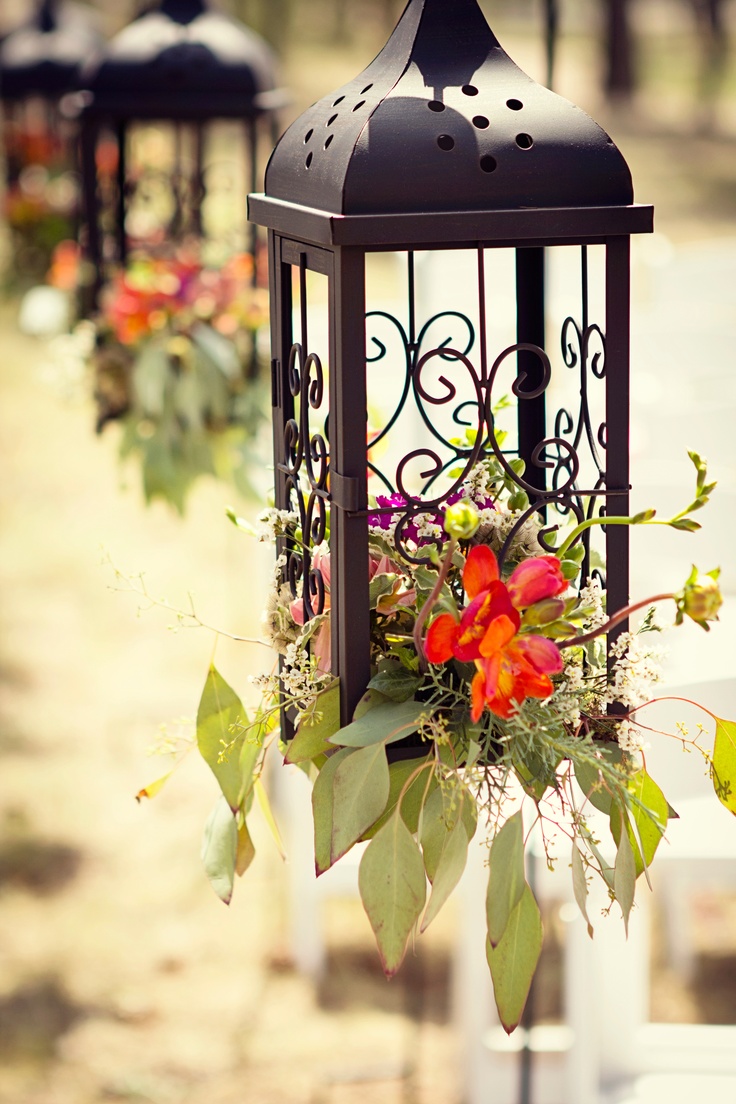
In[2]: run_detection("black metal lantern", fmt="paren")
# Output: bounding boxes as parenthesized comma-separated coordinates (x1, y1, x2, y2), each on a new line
(77, 0, 285, 308)
(249, 0, 653, 729)
(0, 0, 103, 278)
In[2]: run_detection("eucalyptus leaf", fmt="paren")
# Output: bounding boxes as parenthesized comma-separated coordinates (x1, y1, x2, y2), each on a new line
(712, 717, 736, 815)
(486, 884, 543, 1034)
(571, 843, 594, 938)
(421, 813, 470, 932)
(331, 743, 391, 865)
(196, 665, 248, 812)
(359, 811, 427, 978)
(201, 795, 238, 905)
(421, 783, 468, 881)
(236, 821, 256, 876)
(353, 687, 392, 719)
(368, 661, 423, 704)
(312, 747, 354, 875)
(610, 769, 668, 879)
(614, 819, 636, 935)
(255, 777, 286, 860)
(285, 679, 341, 764)
(579, 822, 615, 890)
(362, 755, 435, 840)
(574, 744, 624, 816)
(329, 700, 430, 749)
(486, 810, 526, 948)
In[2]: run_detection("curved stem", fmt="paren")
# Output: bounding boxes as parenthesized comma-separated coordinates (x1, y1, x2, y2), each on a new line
(558, 593, 675, 650)
(412, 538, 457, 672)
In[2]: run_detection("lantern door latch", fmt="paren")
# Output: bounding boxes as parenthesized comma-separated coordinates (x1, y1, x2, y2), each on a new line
(330, 471, 363, 514)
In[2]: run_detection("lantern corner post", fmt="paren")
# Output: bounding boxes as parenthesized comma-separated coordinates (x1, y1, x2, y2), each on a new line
(605, 234, 632, 637)
(330, 245, 370, 727)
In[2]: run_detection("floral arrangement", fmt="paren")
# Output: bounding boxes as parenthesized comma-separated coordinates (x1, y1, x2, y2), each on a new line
(89, 247, 269, 513)
(2, 121, 78, 285)
(141, 449, 735, 1033)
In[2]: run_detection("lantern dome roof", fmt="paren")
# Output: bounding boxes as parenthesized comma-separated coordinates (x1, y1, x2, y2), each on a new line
(0, 0, 102, 101)
(79, 0, 280, 120)
(265, 0, 633, 215)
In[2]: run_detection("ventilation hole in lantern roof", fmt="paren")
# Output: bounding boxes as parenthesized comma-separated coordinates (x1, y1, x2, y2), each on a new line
(304, 129, 313, 143)
(428, 100, 445, 112)
(437, 134, 455, 151)
(324, 134, 334, 149)
(473, 115, 490, 129)
(332, 96, 345, 106)
(516, 133, 533, 149)
(353, 100, 366, 111)
(305, 152, 313, 168)
(462, 84, 479, 96)
(327, 113, 338, 126)
(480, 154, 497, 173)
(361, 83, 373, 94)
(507, 99, 523, 110)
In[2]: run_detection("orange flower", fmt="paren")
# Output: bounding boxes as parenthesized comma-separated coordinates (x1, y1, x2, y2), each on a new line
(425, 545, 564, 721)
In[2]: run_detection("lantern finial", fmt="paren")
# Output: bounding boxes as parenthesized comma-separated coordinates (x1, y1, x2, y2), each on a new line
(265, 0, 632, 216)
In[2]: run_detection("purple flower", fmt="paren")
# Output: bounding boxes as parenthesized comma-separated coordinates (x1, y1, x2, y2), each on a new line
(368, 491, 495, 547)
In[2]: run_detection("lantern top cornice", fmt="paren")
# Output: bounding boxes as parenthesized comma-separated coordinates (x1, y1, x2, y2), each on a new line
(263, 0, 635, 217)
(78, 0, 281, 122)
(0, 0, 102, 101)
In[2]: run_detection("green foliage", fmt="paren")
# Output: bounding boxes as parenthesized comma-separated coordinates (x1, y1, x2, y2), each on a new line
(197, 665, 249, 812)
(285, 680, 341, 763)
(712, 717, 736, 815)
(359, 811, 427, 978)
(486, 810, 526, 948)
(329, 699, 429, 748)
(330, 744, 390, 865)
(487, 885, 543, 1034)
(201, 796, 239, 905)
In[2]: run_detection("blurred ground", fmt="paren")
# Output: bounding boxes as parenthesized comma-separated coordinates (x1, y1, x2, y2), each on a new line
(2, 4, 736, 1103)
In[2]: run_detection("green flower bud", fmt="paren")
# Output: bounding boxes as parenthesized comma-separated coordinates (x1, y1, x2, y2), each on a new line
(443, 499, 481, 541)
(522, 597, 567, 627)
(678, 567, 722, 630)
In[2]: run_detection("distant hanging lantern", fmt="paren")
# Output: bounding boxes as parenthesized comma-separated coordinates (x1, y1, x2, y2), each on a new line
(0, 0, 103, 279)
(77, 0, 285, 312)
(250, 0, 653, 732)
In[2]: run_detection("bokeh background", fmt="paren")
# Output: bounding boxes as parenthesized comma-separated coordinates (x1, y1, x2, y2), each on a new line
(2, 2, 736, 1102)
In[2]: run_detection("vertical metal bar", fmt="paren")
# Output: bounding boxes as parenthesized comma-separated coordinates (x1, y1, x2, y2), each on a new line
(115, 119, 127, 267)
(477, 247, 488, 385)
(247, 119, 260, 288)
(330, 247, 370, 726)
(516, 246, 547, 496)
(79, 116, 102, 314)
(604, 237, 631, 646)
(191, 122, 205, 237)
(407, 251, 416, 347)
(270, 230, 295, 738)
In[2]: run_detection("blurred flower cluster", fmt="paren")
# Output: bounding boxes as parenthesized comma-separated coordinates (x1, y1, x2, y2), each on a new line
(88, 247, 269, 513)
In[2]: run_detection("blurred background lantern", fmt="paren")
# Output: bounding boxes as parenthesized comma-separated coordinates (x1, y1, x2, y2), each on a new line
(73, 0, 289, 513)
(77, 0, 285, 321)
(0, 0, 103, 284)
(250, 0, 654, 730)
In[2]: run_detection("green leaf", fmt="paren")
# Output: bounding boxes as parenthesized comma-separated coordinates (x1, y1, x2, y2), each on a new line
(368, 661, 423, 703)
(571, 843, 594, 938)
(362, 756, 435, 840)
(369, 573, 399, 608)
(255, 777, 286, 860)
(329, 700, 430, 748)
(486, 810, 526, 948)
(614, 820, 636, 935)
(285, 680, 341, 764)
(201, 795, 238, 905)
(578, 822, 614, 890)
(712, 717, 736, 815)
(359, 811, 427, 978)
(670, 517, 701, 532)
(421, 783, 468, 880)
(236, 821, 256, 876)
(353, 686, 392, 719)
(421, 812, 470, 932)
(196, 665, 248, 812)
(574, 744, 624, 815)
(486, 884, 543, 1034)
(331, 743, 391, 864)
(312, 747, 354, 875)
(610, 769, 668, 879)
